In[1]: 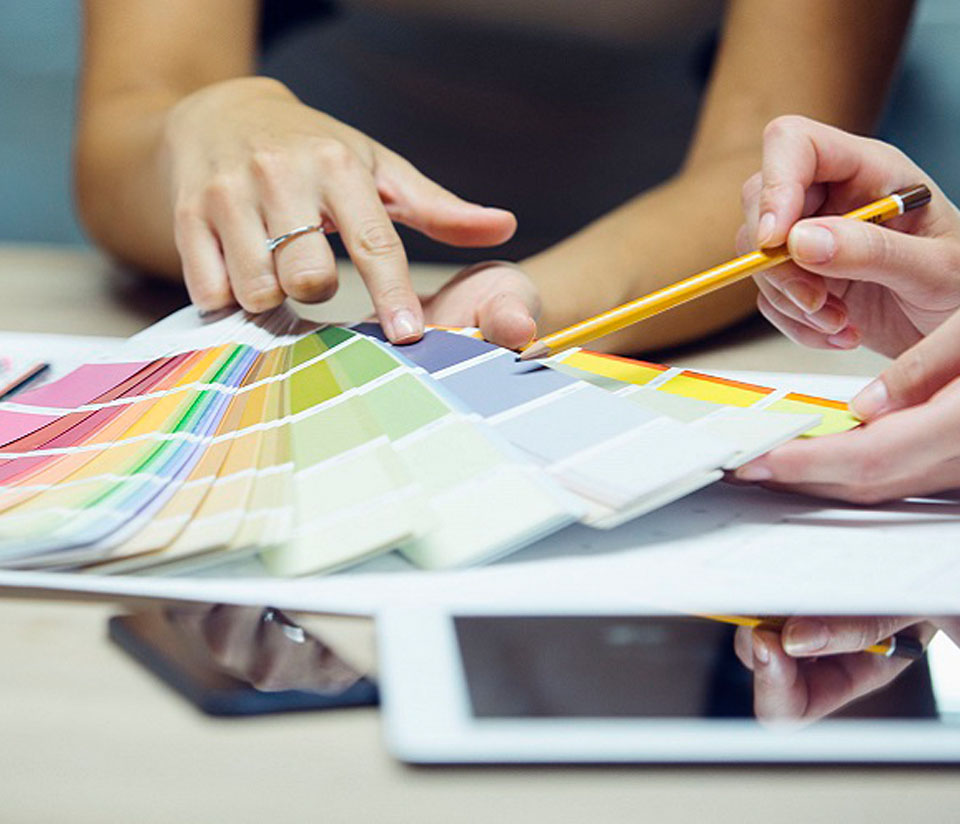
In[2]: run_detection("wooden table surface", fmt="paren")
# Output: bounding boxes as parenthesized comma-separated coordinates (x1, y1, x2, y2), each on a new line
(1, 243, 955, 824)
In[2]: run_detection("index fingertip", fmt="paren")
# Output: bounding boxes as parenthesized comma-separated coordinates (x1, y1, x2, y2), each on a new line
(385, 308, 424, 343)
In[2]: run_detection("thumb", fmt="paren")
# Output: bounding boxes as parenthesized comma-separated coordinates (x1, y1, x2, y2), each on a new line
(378, 150, 517, 247)
(851, 309, 960, 419)
(787, 216, 952, 299)
(780, 616, 917, 657)
(473, 262, 540, 350)
(478, 290, 537, 351)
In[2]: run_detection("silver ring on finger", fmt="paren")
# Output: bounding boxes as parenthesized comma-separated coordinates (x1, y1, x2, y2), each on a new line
(266, 223, 325, 253)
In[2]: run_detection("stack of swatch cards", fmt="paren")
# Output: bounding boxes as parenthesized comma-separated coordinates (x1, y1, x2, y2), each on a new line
(0, 305, 857, 577)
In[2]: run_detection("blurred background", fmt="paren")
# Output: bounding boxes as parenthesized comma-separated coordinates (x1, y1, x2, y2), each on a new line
(2, 0, 959, 247)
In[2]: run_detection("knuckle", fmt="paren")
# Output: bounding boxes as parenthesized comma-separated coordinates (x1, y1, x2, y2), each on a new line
(373, 280, 412, 307)
(354, 220, 403, 258)
(741, 173, 762, 208)
(249, 147, 289, 182)
(285, 266, 339, 301)
(860, 221, 896, 268)
(188, 278, 233, 311)
(242, 292, 284, 314)
(249, 148, 295, 200)
(238, 279, 284, 313)
(766, 286, 802, 320)
(763, 114, 806, 143)
(313, 138, 355, 170)
(173, 198, 204, 228)
(203, 173, 245, 216)
(877, 140, 912, 169)
(852, 623, 876, 651)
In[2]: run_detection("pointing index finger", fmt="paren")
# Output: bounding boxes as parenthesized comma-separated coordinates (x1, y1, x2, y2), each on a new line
(323, 168, 423, 343)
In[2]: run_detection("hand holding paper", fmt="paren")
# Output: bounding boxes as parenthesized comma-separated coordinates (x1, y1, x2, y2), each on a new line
(734, 117, 960, 503)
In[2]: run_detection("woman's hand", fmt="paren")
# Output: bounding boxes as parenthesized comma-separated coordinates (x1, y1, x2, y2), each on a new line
(734, 615, 940, 724)
(173, 604, 363, 693)
(732, 116, 960, 502)
(733, 306, 960, 501)
(738, 115, 960, 360)
(165, 77, 517, 341)
(422, 261, 540, 350)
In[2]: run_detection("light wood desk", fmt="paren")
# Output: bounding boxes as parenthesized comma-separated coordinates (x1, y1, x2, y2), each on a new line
(1, 244, 956, 824)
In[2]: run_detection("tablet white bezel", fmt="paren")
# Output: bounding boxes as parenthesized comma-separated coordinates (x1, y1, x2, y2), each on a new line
(377, 607, 960, 765)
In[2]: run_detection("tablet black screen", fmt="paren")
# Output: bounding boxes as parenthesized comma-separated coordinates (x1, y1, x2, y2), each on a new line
(454, 615, 938, 721)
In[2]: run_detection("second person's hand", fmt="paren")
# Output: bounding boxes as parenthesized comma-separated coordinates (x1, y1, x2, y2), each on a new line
(165, 77, 518, 341)
(738, 115, 960, 361)
(734, 615, 938, 724)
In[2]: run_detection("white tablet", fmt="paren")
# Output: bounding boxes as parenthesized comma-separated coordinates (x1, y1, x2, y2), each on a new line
(377, 608, 960, 764)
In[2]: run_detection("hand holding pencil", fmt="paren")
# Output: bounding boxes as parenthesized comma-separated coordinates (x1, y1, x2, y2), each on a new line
(518, 181, 931, 361)
(731, 614, 938, 723)
(727, 117, 960, 503)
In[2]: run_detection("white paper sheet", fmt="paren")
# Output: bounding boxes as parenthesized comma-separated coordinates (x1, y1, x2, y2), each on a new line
(1, 353, 954, 616)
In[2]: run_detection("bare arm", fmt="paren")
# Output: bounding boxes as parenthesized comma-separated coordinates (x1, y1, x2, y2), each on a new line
(75, 0, 259, 274)
(524, 0, 915, 353)
(75, 0, 515, 342)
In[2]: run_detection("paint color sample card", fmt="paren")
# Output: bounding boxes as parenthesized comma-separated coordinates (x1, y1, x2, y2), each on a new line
(0, 306, 846, 581)
(549, 358, 822, 471)
(0, 308, 578, 576)
(552, 350, 859, 439)
(309, 327, 578, 570)
(356, 326, 741, 525)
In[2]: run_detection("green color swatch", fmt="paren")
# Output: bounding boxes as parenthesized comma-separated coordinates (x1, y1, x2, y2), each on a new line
(363, 374, 449, 439)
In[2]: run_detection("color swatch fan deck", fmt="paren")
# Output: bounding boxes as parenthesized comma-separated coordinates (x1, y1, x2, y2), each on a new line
(0, 307, 849, 576)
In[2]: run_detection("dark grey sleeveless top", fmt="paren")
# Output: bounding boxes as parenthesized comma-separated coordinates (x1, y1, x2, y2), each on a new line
(260, 2, 722, 262)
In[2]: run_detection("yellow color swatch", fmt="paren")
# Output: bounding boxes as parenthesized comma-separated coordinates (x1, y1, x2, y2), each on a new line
(657, 371, 771, 408)
(560, 351, 667, 386)
(767, 394, 860, 437)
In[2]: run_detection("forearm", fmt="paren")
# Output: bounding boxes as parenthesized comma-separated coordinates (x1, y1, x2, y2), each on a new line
(75, 89, 183, 276)
(524, 0, 913, 355)
(74, 0, 260, 277)
(524, 151, 760, 353)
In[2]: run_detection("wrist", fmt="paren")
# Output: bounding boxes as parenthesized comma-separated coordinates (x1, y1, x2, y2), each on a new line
(171, 75, 297, 122)
(518, 253, 577, 335)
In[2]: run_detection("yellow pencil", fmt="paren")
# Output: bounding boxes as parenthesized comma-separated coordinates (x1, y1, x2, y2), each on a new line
(699, 614, 924, 660)
(518, 184, 932, 361)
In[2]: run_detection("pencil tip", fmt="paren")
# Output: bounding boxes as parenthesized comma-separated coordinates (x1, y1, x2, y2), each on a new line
(517, 341, 549, 362)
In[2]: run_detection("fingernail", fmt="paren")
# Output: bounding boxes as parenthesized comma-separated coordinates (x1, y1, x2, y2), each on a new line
(805, 304, 847, 334)
(791, 224, 836, 264)
(826, 326, 861, 349)
(783, 619, 829, 655)
(752, 633, 770, 665)
(389, 309, 421, 342)
(783, 280, 822, 313)
(850, 379, 889, 420)
(735, 462, 772, 482)
(757, 212, 777, 246)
